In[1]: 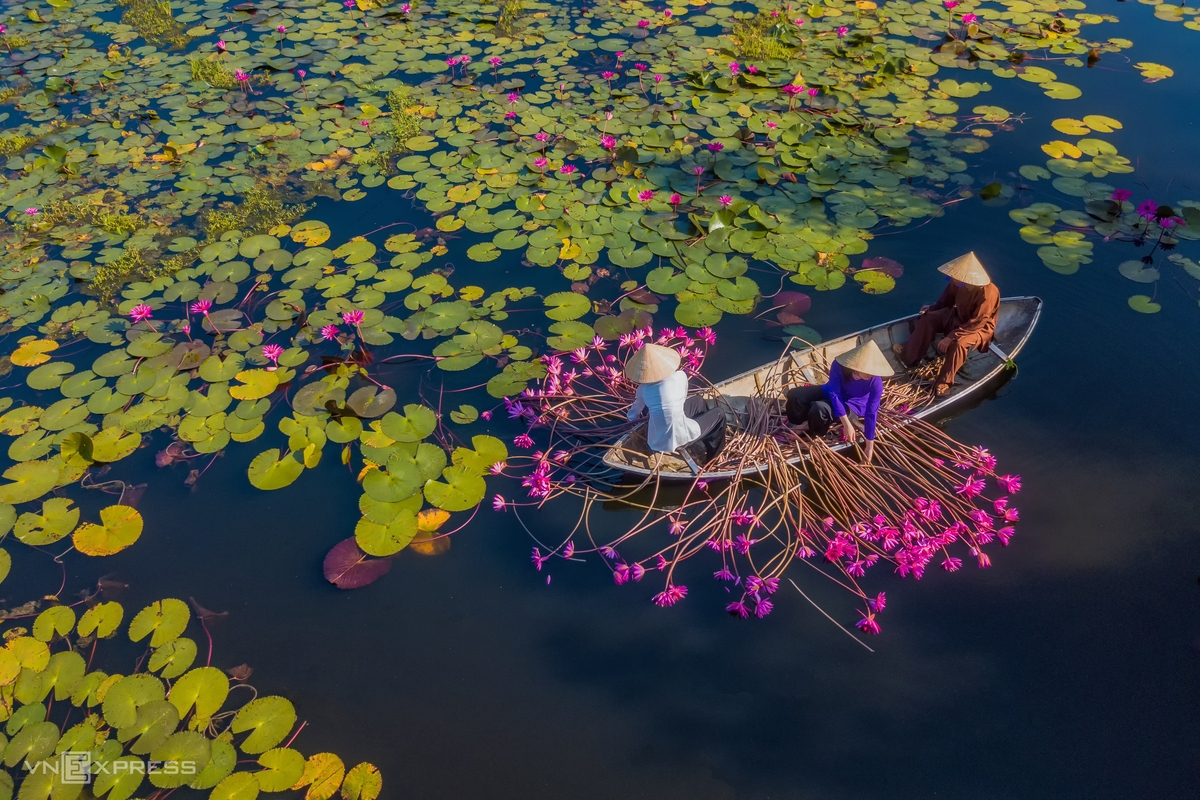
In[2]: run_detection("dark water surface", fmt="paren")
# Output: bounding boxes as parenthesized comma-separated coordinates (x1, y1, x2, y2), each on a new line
(10, 4, 1200, 798)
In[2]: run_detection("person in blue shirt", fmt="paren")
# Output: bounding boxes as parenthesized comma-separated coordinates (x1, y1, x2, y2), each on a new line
(784, 340, 893, 464)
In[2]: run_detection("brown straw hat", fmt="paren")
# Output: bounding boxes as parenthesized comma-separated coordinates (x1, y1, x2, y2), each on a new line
(937, 251, 991, 286)
(834, 340, 895, 378)
(624, 343, 681, 384)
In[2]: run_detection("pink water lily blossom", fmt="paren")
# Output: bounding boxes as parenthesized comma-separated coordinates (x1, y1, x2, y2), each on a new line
(130, 304, 153, 323)
(962, 13, 978, 24)
(559, 164, 577, 175)
(342, 309, 365, 325)
(1111, 188, 1132, 202)
(638, 189, 654, 202)
(837, 25, 848, 37)
(535, 131, 550, 142)
(718, 195, 733, 207)
(669, 192, 682, 205)
(24, 207, 38, 215)
(600, 134, 616, 149)
(261, 344, 283, 365)
(493, 495, 506, 512)
(533, 157, 548, 169)
(652, 584, 687, 606)
(726, 600, 749, 618)
(856, 611, 881, 635)
(514, 433, 535, 449)
(321, 324, 339, 341)
(996, 473, 1022, 493)
(489, 56, 502, 66)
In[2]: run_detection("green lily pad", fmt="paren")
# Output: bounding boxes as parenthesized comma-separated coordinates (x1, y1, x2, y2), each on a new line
(247, 449, 305, 490)
(423, 465, 486, 512)
(544, 291, 591, 321)
(231, 696, 296, 754)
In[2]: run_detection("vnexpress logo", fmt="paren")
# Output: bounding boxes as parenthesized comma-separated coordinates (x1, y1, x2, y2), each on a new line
(25, 752, 91, 785)
(24, 753, 197, 784)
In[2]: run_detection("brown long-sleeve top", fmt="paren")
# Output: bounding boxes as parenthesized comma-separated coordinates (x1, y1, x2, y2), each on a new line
(931, 281, 1001, 348)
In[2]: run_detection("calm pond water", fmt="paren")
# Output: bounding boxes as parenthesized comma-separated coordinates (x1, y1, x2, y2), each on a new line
(7, 2, 1200, 798)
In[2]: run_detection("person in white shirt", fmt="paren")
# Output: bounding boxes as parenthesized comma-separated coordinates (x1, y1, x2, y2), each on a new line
(625, 343, 725, 461)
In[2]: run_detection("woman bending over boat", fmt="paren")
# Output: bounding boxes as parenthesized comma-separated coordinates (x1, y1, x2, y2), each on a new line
(784, 340, 894, 464)
(625, 343, 727, 462)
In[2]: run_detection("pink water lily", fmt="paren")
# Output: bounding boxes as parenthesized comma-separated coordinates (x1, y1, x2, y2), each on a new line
(493, 495, 506, 512)
(130, 304, 153, 323)
(856, 611, 881, 635)
(718, 195, 733, 207)
(261, 344, 283, 365)
(726, 600, 749, 618)
(533, 157, 548, 169)
(342, 309, 364, 325)
(638, 189, 654, 202)
(321, 324, 339, 341)
(652, 584, 687, 607)
(1111, 188, 1132, 202)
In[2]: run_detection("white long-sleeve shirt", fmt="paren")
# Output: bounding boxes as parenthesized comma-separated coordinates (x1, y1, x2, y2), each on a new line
(627, 370, 701, 453)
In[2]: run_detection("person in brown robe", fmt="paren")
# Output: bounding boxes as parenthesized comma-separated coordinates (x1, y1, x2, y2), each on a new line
(893, 252, 1000, 396)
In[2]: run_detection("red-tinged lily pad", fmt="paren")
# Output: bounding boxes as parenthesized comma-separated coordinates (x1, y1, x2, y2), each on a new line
(861, 256, 905, 277)
(771, 290, 812, 317)
(323, 538, 392, 589)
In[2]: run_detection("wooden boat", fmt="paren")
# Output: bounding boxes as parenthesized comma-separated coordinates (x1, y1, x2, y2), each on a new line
(602, 296, 1043, 480)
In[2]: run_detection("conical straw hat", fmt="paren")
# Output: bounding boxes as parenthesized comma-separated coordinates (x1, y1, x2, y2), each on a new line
(835, 340, 895, 378)
(937, 251, 991, 286)
(624, 343, 681, 384)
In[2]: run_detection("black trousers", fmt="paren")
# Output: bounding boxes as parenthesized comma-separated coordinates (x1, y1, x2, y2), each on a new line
(784, 385, 835, 433)
(681, 396, 726, 464)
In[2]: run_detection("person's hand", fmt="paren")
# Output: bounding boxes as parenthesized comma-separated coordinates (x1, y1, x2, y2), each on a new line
(919, 304, 931, 314)
(936, 336, 952, 353)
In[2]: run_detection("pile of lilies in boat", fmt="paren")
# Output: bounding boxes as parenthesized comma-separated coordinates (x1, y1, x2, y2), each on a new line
(494, 326, 1022, 636)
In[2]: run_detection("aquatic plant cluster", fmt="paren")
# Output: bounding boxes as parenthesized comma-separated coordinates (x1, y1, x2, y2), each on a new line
(495, 328, 1021, 632)
(0, 592, 381, 800)
(988, 112, 1200, 314)
(0, 0, 1152, 319)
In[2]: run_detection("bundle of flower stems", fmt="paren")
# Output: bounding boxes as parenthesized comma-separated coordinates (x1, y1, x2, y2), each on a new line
(496, 328, 1020, 635)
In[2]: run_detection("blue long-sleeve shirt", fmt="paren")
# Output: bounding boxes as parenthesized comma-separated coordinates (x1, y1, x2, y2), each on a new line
(823, 360, 883, 440)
